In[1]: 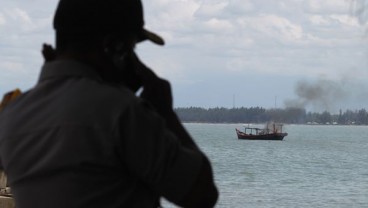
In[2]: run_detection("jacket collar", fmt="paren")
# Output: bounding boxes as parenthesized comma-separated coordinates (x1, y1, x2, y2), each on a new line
(38, 60, 102, 83)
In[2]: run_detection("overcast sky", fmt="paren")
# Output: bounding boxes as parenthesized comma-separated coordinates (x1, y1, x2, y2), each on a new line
(1, 0, 368, 112)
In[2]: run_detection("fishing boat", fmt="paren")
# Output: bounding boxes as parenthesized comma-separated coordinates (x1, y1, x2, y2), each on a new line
(235, 122, 288, 140)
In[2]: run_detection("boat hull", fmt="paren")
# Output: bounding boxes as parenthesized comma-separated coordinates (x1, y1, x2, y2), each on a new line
(236, 129, 287, 140)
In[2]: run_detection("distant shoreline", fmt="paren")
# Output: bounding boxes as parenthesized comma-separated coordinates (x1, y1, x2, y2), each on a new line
(175, 107, 368, 125)
(182, 122, 367, 126)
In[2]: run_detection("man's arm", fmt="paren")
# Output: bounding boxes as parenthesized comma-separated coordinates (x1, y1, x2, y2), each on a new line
(162, 110, 218, 207)
(138, 63, 218, 207)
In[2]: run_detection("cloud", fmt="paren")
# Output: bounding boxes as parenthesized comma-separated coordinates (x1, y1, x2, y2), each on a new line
(1, 0, 367, 110)
(226, 0, 254, 14)
(250, 14, 304, 42)
(203, 18, 234, 32)
(303, 0, 350, 14)
(308, 14, 360, 29)
(143, 0, 200, 30)
(350, 0, 368, 25)
(195, 2, 228, 18)
(141, 0, 367, 86)
(0, 13, 5, 25)
(0, 62, 23, 73)
(0, 2, 55, 96)
(6, 8, 32, 24)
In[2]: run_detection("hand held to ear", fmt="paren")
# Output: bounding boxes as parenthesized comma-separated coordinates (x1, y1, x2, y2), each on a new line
(42, 43, 56, 62)
(132, 53, 173, 115)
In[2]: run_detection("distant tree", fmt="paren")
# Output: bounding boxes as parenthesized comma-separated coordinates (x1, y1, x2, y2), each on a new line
(318, 111, 332, 124)
(356, 109, 368, 124)
(337, 109, 345, 124)
(175, 106, 368, 125)
(344, 109, 357, 125)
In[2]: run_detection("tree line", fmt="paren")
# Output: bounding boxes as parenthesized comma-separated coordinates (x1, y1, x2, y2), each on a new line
(174, 107, 368, 125)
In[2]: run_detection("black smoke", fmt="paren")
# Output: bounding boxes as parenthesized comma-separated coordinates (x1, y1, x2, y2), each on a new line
(284, 78, 350, 111)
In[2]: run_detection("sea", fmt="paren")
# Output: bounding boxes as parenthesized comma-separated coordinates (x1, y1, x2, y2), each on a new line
(161, 123, 368, 208)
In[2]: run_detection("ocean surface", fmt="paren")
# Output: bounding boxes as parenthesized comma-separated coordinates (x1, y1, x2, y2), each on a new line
(162, 124, 368, 208)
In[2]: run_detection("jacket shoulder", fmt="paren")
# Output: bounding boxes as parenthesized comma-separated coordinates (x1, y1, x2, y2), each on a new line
(0, 89, 22, 112)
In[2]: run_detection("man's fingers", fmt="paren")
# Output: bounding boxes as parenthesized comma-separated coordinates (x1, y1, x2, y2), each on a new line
(42, 43, 56, 62)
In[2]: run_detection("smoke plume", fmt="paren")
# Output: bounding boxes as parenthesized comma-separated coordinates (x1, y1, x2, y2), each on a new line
(284, 78, 350, 112)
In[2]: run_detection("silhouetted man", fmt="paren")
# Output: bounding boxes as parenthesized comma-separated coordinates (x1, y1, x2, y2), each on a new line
(0, 0, 218, 207)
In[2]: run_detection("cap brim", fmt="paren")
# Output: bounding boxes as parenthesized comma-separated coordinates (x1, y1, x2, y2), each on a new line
(139, 29, 165, 46)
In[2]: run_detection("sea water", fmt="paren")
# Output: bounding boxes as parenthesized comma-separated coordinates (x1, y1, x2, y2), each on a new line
(162, 124, 368, 208)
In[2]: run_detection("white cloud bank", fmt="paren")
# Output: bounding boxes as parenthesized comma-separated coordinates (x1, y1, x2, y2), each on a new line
(1, 0, 368, 111)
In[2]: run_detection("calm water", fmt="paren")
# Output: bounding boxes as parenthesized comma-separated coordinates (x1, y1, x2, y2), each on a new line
(162, 124, 368, 208)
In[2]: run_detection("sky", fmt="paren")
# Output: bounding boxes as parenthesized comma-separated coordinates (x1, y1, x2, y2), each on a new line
(1, 0, 368, 113)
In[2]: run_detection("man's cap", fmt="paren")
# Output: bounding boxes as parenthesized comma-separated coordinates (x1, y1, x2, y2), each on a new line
(53, 0, 164, 45)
